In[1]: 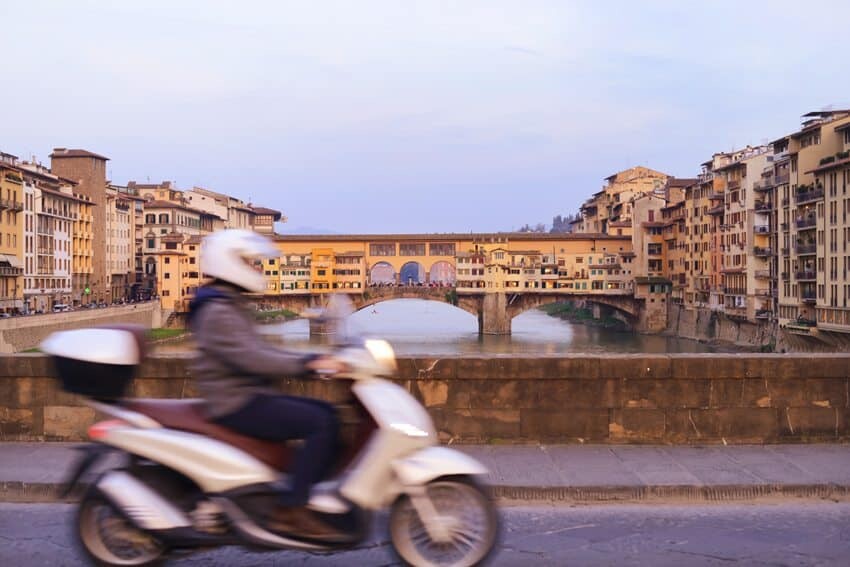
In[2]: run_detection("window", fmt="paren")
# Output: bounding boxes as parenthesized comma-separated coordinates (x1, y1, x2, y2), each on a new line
(400, 243, 426, 256)
(369, 243, 396, 256)
(429, 243, 455, 256)
(164, 272, 171, 279)
(164, 257, 171, 264)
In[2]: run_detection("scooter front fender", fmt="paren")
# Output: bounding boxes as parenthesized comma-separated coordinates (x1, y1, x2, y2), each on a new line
(392, 446, 488, 487)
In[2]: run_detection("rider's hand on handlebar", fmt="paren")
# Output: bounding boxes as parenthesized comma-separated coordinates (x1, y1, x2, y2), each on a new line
(306, 356, 349, 378)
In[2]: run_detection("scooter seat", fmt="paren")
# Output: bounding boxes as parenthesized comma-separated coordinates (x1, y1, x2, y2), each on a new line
(123, 399, 292, 472)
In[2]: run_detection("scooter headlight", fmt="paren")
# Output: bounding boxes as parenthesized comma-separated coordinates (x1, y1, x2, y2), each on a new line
(364, 339, 397, 374)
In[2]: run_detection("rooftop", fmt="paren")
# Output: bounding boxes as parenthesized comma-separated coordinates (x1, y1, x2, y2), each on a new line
(49, 148, 109, 161)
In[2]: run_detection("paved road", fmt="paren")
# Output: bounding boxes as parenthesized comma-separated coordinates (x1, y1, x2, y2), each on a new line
(2, 502, 849, 565)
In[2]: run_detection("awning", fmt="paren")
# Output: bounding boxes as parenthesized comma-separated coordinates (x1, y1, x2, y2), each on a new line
(0, 254, 22, 268)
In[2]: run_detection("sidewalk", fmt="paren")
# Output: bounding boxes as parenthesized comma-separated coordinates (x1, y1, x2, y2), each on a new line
(2, 443, 850, 503)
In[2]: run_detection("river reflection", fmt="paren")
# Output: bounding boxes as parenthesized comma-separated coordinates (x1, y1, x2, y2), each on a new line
(156, 299, 724, 355)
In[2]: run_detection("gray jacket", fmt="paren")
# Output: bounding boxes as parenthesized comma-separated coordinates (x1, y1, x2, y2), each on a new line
(189, 285, 314, 418)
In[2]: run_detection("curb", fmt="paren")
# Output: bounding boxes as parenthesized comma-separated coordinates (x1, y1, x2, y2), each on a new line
(5, 481, 850, 504)
(491, 484, 850, 503)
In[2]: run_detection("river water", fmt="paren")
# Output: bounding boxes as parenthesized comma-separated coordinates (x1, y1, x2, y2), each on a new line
(156, 299, 723, 355)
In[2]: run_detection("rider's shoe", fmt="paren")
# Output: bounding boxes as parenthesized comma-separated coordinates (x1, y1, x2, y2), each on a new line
(267, 505, 346, 542)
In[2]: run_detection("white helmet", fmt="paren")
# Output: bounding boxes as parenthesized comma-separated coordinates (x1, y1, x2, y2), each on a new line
(200, 229, 278, 293)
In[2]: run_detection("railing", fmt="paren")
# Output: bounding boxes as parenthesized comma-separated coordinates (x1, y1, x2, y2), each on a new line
(796, 243, 816, 255)
(796, 217, 816, 229)
(796, 271, 816, 281)
(0, 266, 22, 276)
(708, 205, 724, 215)
(723, 287, 746, 295)
(754, 289, 771, 297)
(801, 291, 817, 303)
(752, 247, 772, 257)
(755, 309, 772, 319)
(755, 270, 771, 279)
(753, 225, 770, 234)
(754, 201, 772, 212)
(775, 173, 789, 185)
(796, 187, 824, 205)
(0, 198, 23, 211)
(753, 180, 773, 192)
(728, 180, 740, 190)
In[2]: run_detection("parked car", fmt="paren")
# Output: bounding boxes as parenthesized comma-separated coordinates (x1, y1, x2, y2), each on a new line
(52, 304, 71, 313)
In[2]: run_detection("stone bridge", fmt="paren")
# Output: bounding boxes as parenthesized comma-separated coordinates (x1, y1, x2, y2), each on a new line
(255, 287, 658, 334)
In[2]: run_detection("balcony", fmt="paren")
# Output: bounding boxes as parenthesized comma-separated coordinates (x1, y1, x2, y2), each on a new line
(0, 266, 22, 276)
(728, 180, 741, 190)
(708, 192, 724, 201)
(755, 309, 772, 320)
(796, 186, 824, 205)
(796, 270, 817, 281)
(753, 180, 773, 192)
(796, 242, 816, 255)
(755, 270, 771, 279)
(754, 289, 771, 297)
(754, 201, 772, 213)
(775, 173, 789, 185)
(707, 205, 724, 215)
(753, 225, 770, 234)
(796, 216, 816, 229)
(801, 291, 817, 304)
(752, 247, 772, 257)
(723, 287, 746, 296)
(0, 198, 23, 211)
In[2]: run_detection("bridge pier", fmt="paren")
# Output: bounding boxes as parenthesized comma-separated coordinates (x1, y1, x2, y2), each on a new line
(480, 292, 510, 335)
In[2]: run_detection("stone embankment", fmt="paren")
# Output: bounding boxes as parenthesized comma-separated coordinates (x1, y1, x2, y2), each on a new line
(0, 302, 163, 354)
(2, 353, 849, 444)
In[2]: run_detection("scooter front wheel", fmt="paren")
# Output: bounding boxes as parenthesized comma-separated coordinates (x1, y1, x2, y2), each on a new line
(75, 490, 166, 567)
(389, 476, 500, 567)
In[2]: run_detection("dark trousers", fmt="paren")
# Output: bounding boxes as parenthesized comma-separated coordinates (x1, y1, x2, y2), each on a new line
(215, 394, 339, 507)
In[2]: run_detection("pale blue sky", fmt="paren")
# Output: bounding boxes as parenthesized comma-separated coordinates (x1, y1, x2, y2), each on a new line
(2, 1, 848, 233)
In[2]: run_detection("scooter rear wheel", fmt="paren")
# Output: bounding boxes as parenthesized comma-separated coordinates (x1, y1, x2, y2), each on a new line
(75, 491, 166, 566)
(389, 476, 499, 567)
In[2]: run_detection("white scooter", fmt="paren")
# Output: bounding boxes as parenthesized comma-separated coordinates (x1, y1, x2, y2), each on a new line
(41, 301, 499, 567)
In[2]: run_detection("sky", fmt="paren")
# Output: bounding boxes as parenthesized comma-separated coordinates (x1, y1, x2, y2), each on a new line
(2, 0, 849, 234)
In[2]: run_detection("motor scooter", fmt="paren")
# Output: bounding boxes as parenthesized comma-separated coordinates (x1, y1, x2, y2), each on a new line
(41, 298, 499, 566)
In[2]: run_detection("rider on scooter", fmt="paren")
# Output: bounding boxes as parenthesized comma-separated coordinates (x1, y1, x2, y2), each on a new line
(188, 229, 345, 540)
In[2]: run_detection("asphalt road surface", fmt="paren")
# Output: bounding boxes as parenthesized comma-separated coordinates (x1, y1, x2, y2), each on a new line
(2, 501, 849, 565)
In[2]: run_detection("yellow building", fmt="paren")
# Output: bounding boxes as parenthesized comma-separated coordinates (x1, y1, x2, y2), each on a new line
(73, 194, 94, 305)
(0, 153, 25, 314)
(262, 233, 633, 300)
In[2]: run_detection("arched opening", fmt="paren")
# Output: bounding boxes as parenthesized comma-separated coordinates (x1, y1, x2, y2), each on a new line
(429, 261, 456, 286)
(369, 262, 395, 285)
(399, 262, 425, 286)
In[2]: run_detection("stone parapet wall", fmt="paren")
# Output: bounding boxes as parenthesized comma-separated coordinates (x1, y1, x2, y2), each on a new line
(1, 354, 849, 443)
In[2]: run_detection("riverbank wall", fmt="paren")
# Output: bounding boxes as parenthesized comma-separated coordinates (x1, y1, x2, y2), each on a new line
(0, 303, 163, 354)
(665, 304, 849, 353)
(3, 353, 849, 444)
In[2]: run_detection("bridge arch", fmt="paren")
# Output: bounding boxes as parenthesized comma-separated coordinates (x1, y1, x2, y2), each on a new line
(399, 262, 425, 285)
(369, 262, 395, 285)
(504, 294, 639, 330)
(350, 287, 481, 319)
(428, 261, 456, 285)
